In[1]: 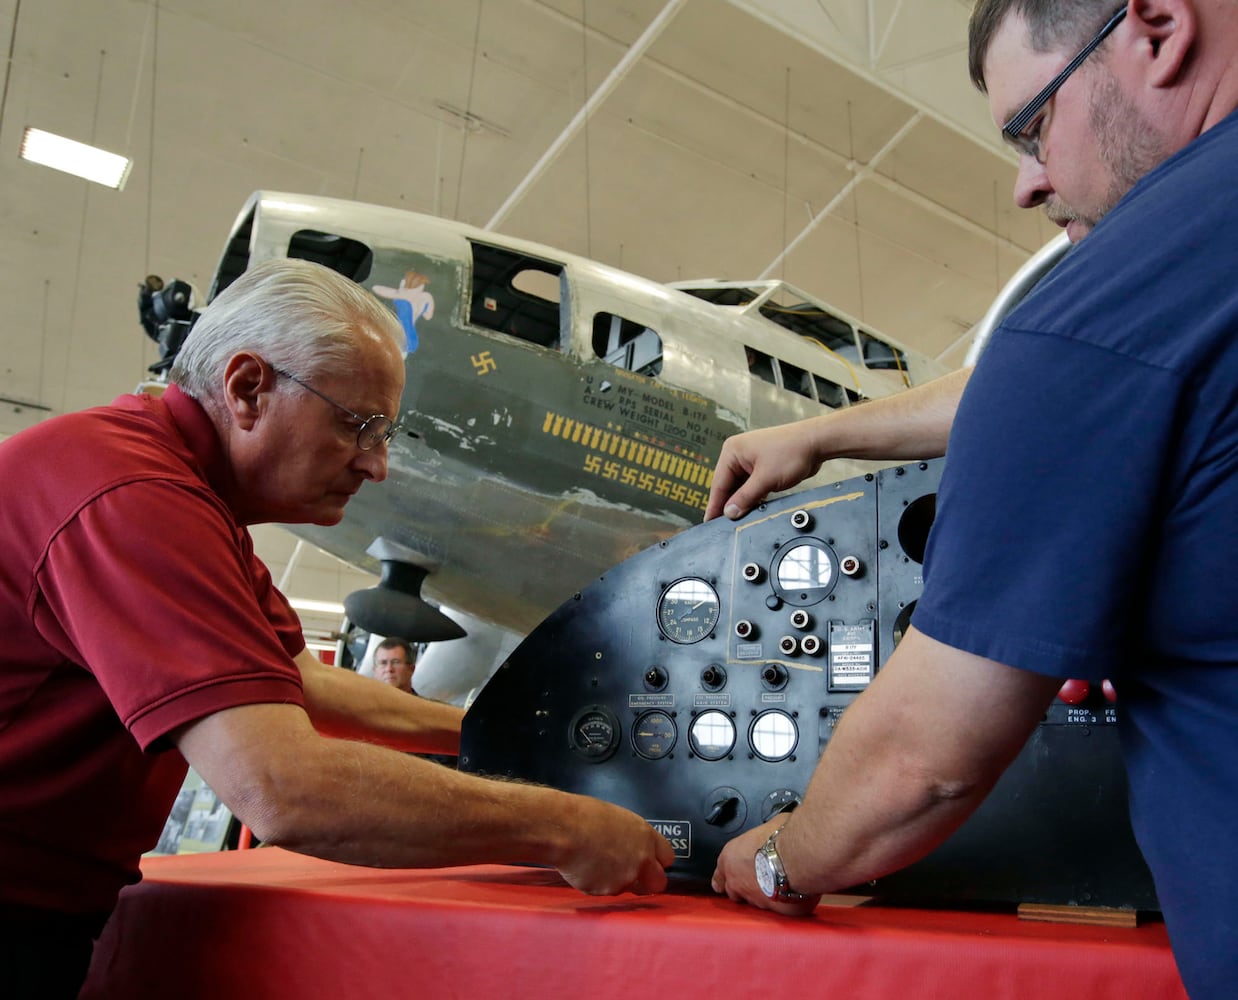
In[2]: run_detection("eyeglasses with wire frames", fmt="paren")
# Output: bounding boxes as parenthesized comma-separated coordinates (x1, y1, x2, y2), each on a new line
(270, 364, 401, 451)
(1001, 6, 1127, 163)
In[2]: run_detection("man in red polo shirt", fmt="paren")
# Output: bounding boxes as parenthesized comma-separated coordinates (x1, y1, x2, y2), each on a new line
(0, 257, 672, 998)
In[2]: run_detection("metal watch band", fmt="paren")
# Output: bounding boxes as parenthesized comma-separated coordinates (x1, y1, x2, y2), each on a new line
(759, 825, 810, 902)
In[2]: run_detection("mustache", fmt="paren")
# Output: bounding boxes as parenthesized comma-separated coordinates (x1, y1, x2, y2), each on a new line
(1044, 201, 1078, 225)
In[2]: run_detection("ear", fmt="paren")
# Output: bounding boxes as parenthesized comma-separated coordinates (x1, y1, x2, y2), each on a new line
(1127, 0, 1196, 88)
(221, 352, 274, 431)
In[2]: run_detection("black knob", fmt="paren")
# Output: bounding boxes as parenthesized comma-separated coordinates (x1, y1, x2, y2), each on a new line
(761, 663, 788, 690)
(705, 796, 740, 827)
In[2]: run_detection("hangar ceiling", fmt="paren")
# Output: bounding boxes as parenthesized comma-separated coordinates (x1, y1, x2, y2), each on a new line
(0, 0, 1058, 613)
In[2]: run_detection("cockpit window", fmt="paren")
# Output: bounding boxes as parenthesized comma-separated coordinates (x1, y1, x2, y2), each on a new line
(859, 329, 908, 374)
(758, 301, 854, 355)
(678, 282, 911, 380)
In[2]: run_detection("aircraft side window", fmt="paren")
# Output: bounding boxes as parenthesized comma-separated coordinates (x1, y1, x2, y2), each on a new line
(469, 242, 564, 349)
(593, 313, 664, 377)
(745, 346, 777, 386)
(813, 375, 850, 409)
(779, 360, 814, 402)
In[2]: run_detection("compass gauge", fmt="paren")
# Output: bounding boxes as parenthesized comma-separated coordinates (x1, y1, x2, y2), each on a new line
(657, 578, 720, 644)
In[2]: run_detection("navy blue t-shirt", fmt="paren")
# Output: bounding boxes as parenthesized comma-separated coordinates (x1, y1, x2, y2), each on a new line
(914, 110, 1238, 1000)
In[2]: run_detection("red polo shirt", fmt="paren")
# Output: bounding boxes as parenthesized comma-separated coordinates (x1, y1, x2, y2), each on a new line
(0, 386, 305, 913)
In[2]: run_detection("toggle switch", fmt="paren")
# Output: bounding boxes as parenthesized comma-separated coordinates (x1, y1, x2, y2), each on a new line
(705, 795, 740, 827)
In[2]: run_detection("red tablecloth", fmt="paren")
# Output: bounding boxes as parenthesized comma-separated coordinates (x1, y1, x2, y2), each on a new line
(81, 849, 1186, 999)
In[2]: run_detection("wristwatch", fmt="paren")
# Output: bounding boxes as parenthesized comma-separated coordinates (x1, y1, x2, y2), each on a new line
(754, 825, 810, 902)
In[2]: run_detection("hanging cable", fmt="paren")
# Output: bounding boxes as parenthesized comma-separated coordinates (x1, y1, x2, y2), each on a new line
(581, 0, 593, 258)
(145, 1, 160, 277)
(453, 0, 485, 221)
(61, 50, 107, 413)
(781, 67, 790, 286)
(0, 0, 22, 139)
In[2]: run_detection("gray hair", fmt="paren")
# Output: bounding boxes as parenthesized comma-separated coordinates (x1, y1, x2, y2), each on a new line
(969, 0, 1122, 91)
(170, 257, 404, 401)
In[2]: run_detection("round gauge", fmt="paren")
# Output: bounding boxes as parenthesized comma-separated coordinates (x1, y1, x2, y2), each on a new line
(568, 705, 621, 763)
(631, 710, 677, 760)
(750, 710, 798, 762)
(772, 539, 839, 607)
(657, 578, 721, 644)
(688, 710, 736, 761)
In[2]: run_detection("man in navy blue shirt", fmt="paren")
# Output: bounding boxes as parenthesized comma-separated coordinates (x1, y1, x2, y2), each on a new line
(709, 3, 1238, 997)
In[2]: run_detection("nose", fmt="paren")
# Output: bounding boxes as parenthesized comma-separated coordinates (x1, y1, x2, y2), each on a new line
(1012, 154, 1052, 210)
(353, 442, 389, 483)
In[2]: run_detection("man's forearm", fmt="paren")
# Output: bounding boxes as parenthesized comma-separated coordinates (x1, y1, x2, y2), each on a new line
(713, 628, 1059, 905)
(295, 649, 463, 754)
(706, 368, 970, 521)
(781, 629, 1058, 892)
(174, 700, 673, 895)
(261, 733, 578, 869)
(817, 366, 969, 464)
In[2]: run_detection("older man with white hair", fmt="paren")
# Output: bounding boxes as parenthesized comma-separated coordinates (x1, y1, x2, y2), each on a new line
(0, 257, 672, 999)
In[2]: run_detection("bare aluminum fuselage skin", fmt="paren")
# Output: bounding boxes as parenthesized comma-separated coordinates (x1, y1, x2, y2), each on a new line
(218, 191, 947, 635)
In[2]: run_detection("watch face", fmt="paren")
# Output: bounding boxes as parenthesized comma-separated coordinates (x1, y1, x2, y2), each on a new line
(755, 848, 777, 898)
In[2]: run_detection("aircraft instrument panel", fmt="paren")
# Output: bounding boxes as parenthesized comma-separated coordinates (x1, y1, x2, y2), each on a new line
(459, 460, 1157, 910)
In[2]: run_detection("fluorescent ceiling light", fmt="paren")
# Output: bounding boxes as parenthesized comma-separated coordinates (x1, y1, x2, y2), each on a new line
(288, 597, 346, 615)
(20, 127, 132, 189)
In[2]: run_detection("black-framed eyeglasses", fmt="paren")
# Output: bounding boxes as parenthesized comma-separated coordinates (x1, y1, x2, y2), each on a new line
(271, 365, 401, 451)
(1001, 6, 1127, 162)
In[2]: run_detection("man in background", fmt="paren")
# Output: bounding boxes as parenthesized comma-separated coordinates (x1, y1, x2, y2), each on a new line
(371, 637, 417, 694)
